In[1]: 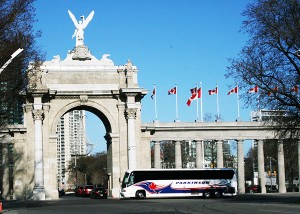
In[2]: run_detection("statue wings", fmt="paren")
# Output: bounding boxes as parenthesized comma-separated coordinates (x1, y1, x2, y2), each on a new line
(68, 10, 79, 28)
(82, 11, 94, 29)
(68, 10, 94, 29)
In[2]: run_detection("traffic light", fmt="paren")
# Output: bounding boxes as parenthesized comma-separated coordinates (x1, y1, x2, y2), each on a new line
(8, 143, 13, 154)
(274, 170, 276, 177)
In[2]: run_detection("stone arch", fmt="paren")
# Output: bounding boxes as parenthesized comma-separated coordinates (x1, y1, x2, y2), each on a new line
(20, 47, 148, 201)
(50, 99, 117, 136)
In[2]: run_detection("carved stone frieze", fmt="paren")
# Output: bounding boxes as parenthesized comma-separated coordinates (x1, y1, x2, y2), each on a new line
(80, 95, 88, 105)
(54, 95, 113, 99)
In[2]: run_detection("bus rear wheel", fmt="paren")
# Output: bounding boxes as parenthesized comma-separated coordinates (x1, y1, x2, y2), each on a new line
(214, 190, 222, 198)
(135, 190, 146, 199)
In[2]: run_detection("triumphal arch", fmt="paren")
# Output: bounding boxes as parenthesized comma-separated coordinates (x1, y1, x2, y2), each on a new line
(19, 11, 149, 200)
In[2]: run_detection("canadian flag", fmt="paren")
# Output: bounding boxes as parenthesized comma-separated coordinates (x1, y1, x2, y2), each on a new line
(227, 86, 238, 95)
(186, 87, 201, 106)
(208, 87, 218, 95)
(267, 86, 278, 96)
(248, 86, 258, 93)
(151, 87, 155, 99)
(168, 87, 176, 95)
(291, 85, 299, 92)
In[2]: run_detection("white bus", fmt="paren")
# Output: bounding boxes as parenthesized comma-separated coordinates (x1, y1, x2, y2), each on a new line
(120, 168, 237, 199)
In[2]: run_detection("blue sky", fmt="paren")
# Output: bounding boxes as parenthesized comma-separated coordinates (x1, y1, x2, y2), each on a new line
(34, 0, 254, 154)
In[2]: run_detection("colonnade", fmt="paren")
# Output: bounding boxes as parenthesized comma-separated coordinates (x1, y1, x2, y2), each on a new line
(152, 139, 300, 194)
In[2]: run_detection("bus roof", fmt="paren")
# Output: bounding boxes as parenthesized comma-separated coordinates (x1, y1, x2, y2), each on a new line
(124, 168, 235, 173)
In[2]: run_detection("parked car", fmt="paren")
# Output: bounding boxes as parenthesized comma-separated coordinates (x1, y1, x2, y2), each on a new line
(75, 186, 84, 197)
(246, 185, 260, 193)
(75, 185, 94, 197)
(90, 187, 107, 199)
(83, 185, 94, 196)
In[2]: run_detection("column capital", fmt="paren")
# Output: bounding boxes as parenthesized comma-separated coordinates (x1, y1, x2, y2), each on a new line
(32, 109, 44, 121)
(125, 108, 137, 119)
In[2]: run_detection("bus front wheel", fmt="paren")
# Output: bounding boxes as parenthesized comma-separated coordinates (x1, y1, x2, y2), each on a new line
(203, 191, 211, 198)
(135, 190, 146, 199)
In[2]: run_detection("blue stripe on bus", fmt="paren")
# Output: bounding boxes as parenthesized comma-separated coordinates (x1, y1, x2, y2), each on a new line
(135, 181, 225, 194)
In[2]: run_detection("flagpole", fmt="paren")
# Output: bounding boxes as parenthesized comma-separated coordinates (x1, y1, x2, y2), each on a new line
(236, 84, 240, 121)
(297, 85, 299, 100)
(175, 84, 179, 121)
(257, 93, 260, 111)
(154, 84, 158, 121)
(196, 83, 199, 121)
(200, 82, 203, 122)
(216, 83, 220, 120)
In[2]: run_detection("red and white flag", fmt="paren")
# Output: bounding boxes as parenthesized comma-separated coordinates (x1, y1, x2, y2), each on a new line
(168, 87, 176, 95)
(208, 87, 218, 95)
(267, 86, 278, 96)
(186, 87, 201, 106)
(291, 85, 299, 92)
(227, 86, 238, 95)
(151, 87, 155, 99)
(248, 86, 258, 93)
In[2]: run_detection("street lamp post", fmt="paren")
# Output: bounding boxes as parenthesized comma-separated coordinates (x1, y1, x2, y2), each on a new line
(267, 156, 277, 191)
(0, 48, 24, 74)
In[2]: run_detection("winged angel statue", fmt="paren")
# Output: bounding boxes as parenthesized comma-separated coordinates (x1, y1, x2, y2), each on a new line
(68, 10, 94, 47)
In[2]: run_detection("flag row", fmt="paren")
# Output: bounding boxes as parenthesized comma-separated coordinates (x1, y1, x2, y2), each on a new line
(151, 84, 299, 106)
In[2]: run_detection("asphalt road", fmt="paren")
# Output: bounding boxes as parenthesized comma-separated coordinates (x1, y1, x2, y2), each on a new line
(2, 192, 300, 214)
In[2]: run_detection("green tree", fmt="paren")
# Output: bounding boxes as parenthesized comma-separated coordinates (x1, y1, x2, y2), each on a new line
(226, 0, 300, 131)
(0, 0, 43, 128)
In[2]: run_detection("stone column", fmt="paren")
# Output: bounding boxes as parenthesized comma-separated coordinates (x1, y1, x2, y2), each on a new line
(32, 106, 45, 200)
(110, 133, 121, 198)
(154, 141, 161, 168)
(175, 141, 182, 169)
(277, 140, 286, 193)
(298, 139, 300, 193)
(257, 140, 266, 193)
(1, 135, 10, 200)
(216, 140, 223, 168)
(126, 108, 137, 170)
(196, 140, 203, 168)
(237, 140, 245, 194)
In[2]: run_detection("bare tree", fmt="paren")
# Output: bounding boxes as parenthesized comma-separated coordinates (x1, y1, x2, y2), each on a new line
(227, 0, 300, 189)
(161, 141, 175, 168)
(226, 0, 300, 131)
(68, 152, 107, 187)
(0, 0, 43, 128)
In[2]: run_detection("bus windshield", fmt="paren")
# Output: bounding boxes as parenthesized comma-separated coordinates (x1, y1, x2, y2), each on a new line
(121, 172, 130, 188)
(122, 172, 135, 188)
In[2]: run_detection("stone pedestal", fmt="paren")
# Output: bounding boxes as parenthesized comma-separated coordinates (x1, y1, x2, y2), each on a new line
(33, 186, 45, 200)
(72, 45, 92, 60)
